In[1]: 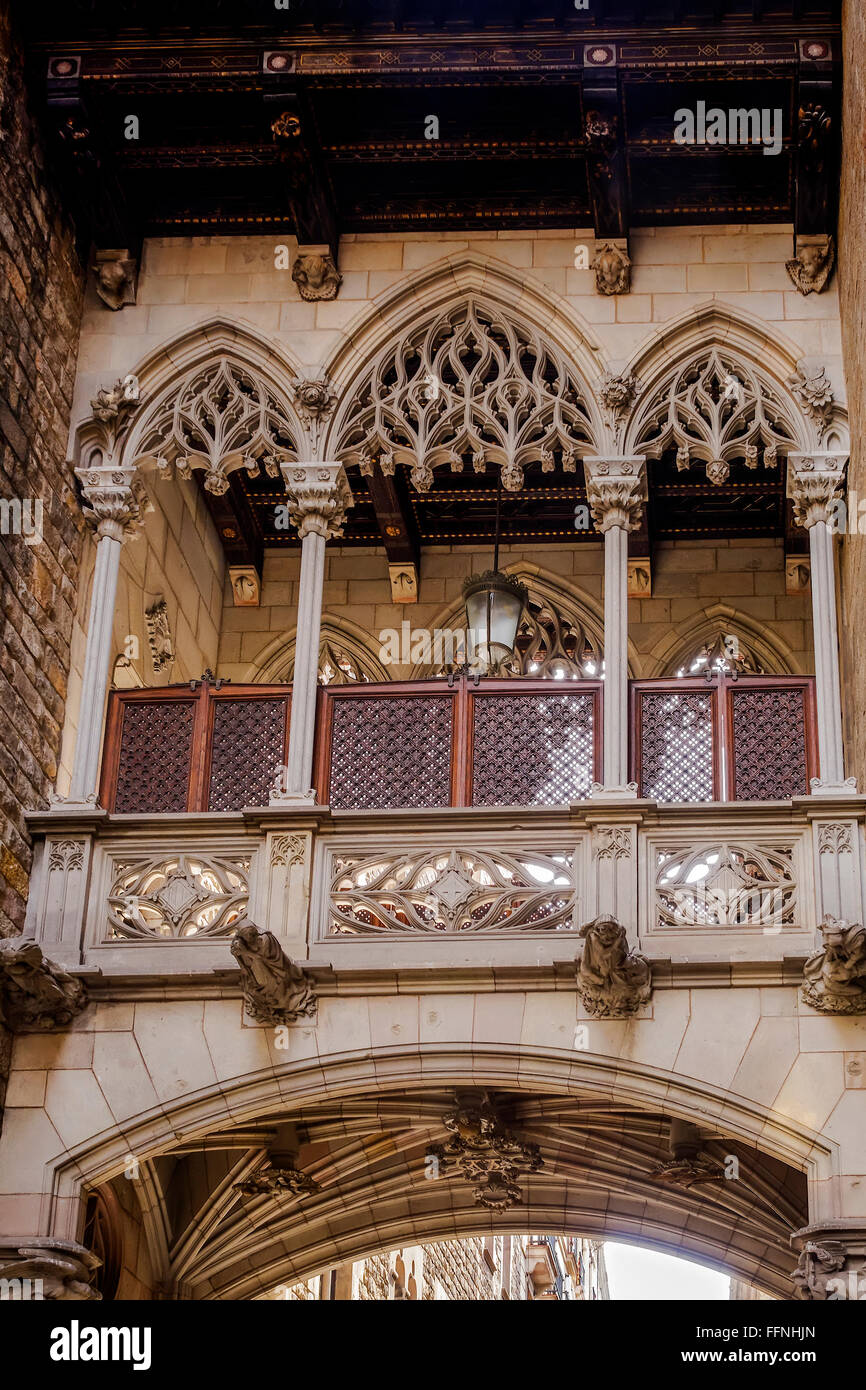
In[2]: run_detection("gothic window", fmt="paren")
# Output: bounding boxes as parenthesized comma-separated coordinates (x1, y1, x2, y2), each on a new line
(425, 582, 603, 681)
(673, 631, 766, 679)
(331, 299, 598, 493)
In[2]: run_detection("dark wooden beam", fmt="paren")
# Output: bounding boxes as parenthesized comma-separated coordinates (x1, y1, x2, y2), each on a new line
(367, 463, 421, 600)
(582, 60, 629, 240)
(199, 473, 264, 580)
(794, 41, 839, 239)
(263, 84, 339, 257)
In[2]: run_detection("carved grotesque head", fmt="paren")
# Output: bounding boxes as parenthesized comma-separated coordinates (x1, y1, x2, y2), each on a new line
(785, 237, 835, 295)
(292, 253, 343, 302)
(594, 243, 630, 296)
(583, 915, 622, 949)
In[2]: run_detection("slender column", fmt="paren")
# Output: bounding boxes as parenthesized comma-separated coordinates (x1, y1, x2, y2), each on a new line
(787, 453, 855, 794)
(584, 456, 647, 797)
(68, 460, 148, 804)
(277, 463, 353, 802)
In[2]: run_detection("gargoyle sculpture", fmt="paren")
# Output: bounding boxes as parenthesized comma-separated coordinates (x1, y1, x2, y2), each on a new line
(792, 1241, 857, 1301)
(230, 921, 317, 1025)
(801, 915, 866, 1015)
(0, 937, 87, 1030)
(594, 241, 631, 296)
(576, 916, 652, 1018)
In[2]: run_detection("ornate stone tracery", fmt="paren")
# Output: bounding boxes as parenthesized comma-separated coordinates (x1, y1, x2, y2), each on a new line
(630, 347, 799, 485)
(331, 299, 597, 493)
(107, 854, 250, 940)
(656, 843, 797, 932)
(131, 358, 301, 493)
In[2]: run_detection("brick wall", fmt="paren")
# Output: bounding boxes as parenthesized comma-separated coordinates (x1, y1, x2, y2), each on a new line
(0, 12, 84, 942)
(839, 0, 866, 784)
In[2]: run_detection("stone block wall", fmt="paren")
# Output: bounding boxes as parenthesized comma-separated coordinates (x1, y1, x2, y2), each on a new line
(0, 11, 84, 943)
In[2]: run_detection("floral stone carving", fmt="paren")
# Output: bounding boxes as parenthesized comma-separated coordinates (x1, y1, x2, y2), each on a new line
(231, 921, 317, 1025)
(430, 1092, 543, 1212)
(234, 1160, 319, 1198)
(576, 916, 652, 1017)
(801, 915, 866, 1015)
(0, 938, 87, 1031)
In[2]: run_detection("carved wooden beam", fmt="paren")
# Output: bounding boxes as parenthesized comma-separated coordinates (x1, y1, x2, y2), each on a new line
(263, 81, 339, 259)
(794, 40, 839, 241)
(582, 53, 628, 243)
(366, 463, 421, 603)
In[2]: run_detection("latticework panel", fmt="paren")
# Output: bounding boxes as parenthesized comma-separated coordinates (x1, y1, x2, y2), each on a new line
(114, 701, 195, 813)
(208, 698, 288, 810)
(731, 688, 807, 800)
(639, 691, 714, 803)
(471, 693, 595, 807)
(327, 696, 453, 810)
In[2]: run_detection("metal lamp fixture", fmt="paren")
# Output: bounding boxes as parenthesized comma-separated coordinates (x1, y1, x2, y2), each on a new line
(462, 471, 527, 671)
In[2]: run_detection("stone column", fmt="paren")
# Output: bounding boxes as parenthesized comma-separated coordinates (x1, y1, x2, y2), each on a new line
(584, 456, 647, 797)
(68, 459, 148, 804)
(276, 463, 353, 803)
(787, 453, 856, 794)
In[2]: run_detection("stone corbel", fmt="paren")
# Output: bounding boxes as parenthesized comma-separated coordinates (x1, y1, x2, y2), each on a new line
(292, 246, 342, 301)
(0, 937, 88, 1030)
(801, 914, 866, 1014)
(0, 1238, 102, 1300)
(91, 248, 138, 310)
(231, 921, 317, 1025)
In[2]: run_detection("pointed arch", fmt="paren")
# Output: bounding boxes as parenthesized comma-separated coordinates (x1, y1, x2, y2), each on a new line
(320, 250, 611, 488)
(245, 615, 390, 685)
(72, 318, 309, 487)
(645, 603, 802, 679)
(621, 300, 849, 468)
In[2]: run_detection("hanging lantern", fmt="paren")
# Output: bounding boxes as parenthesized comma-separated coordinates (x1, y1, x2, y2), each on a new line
(462, 570, 527, 669)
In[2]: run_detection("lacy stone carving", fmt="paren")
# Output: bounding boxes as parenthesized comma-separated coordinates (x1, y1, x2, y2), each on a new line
(632, 348, 796, 486)
(801, 915, 866, 1015)
(595, 828, 631, 861)
(329, 847, 575, 935)
(0, 938, 87, 1030)
(818, 824, 853, 855)
(430, 1092, 543, 1212)
(332, 298, 596, 494)
(282, 462, 353, 541)
(576, 916, 652, 1017)
(292, 252, 342, 301)
(231, 922, 317, 1025)
(133, 358, 299, 494)
(786, 237, 835, 296)
(594, 241, 631, 295)
(656, 843, 796, 931)
(107, 854, 250, 940)
(584, 456, 647, 532)
(234, 1161, 319, 1198)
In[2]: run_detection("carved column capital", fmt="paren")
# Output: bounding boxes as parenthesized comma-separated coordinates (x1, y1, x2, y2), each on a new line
(74, 460, 150, 540)
(583, 455, 647, 532)
(787, 452, 848, 529)
(280, 461, 353, 540)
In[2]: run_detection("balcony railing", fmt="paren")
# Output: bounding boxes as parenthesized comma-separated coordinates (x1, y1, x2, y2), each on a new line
(99, 673, 816, 814)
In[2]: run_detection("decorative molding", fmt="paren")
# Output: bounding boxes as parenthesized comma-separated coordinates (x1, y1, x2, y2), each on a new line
(328, 847, 575, 936)
(280, 461, 353, 541)
(231, 921, 317, 1024)
(48, 840, 85, 873)
(0, 938, 87, 1031)
(332, 298, 597, 494)
(818, 824, 853, 855)
(583, 455, 647, 532)
(801, 915, 866, 1015)
(0, 1240, 101, 1301)
(594, 828, 631, 861)
(271, 834, 306, 869)
(133, 358, 300, 493)
(632, 348, 797, 485)
(107, 854, 249, 940)
(576, 916, 651, 1017)
(291, 377, 337, 456)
